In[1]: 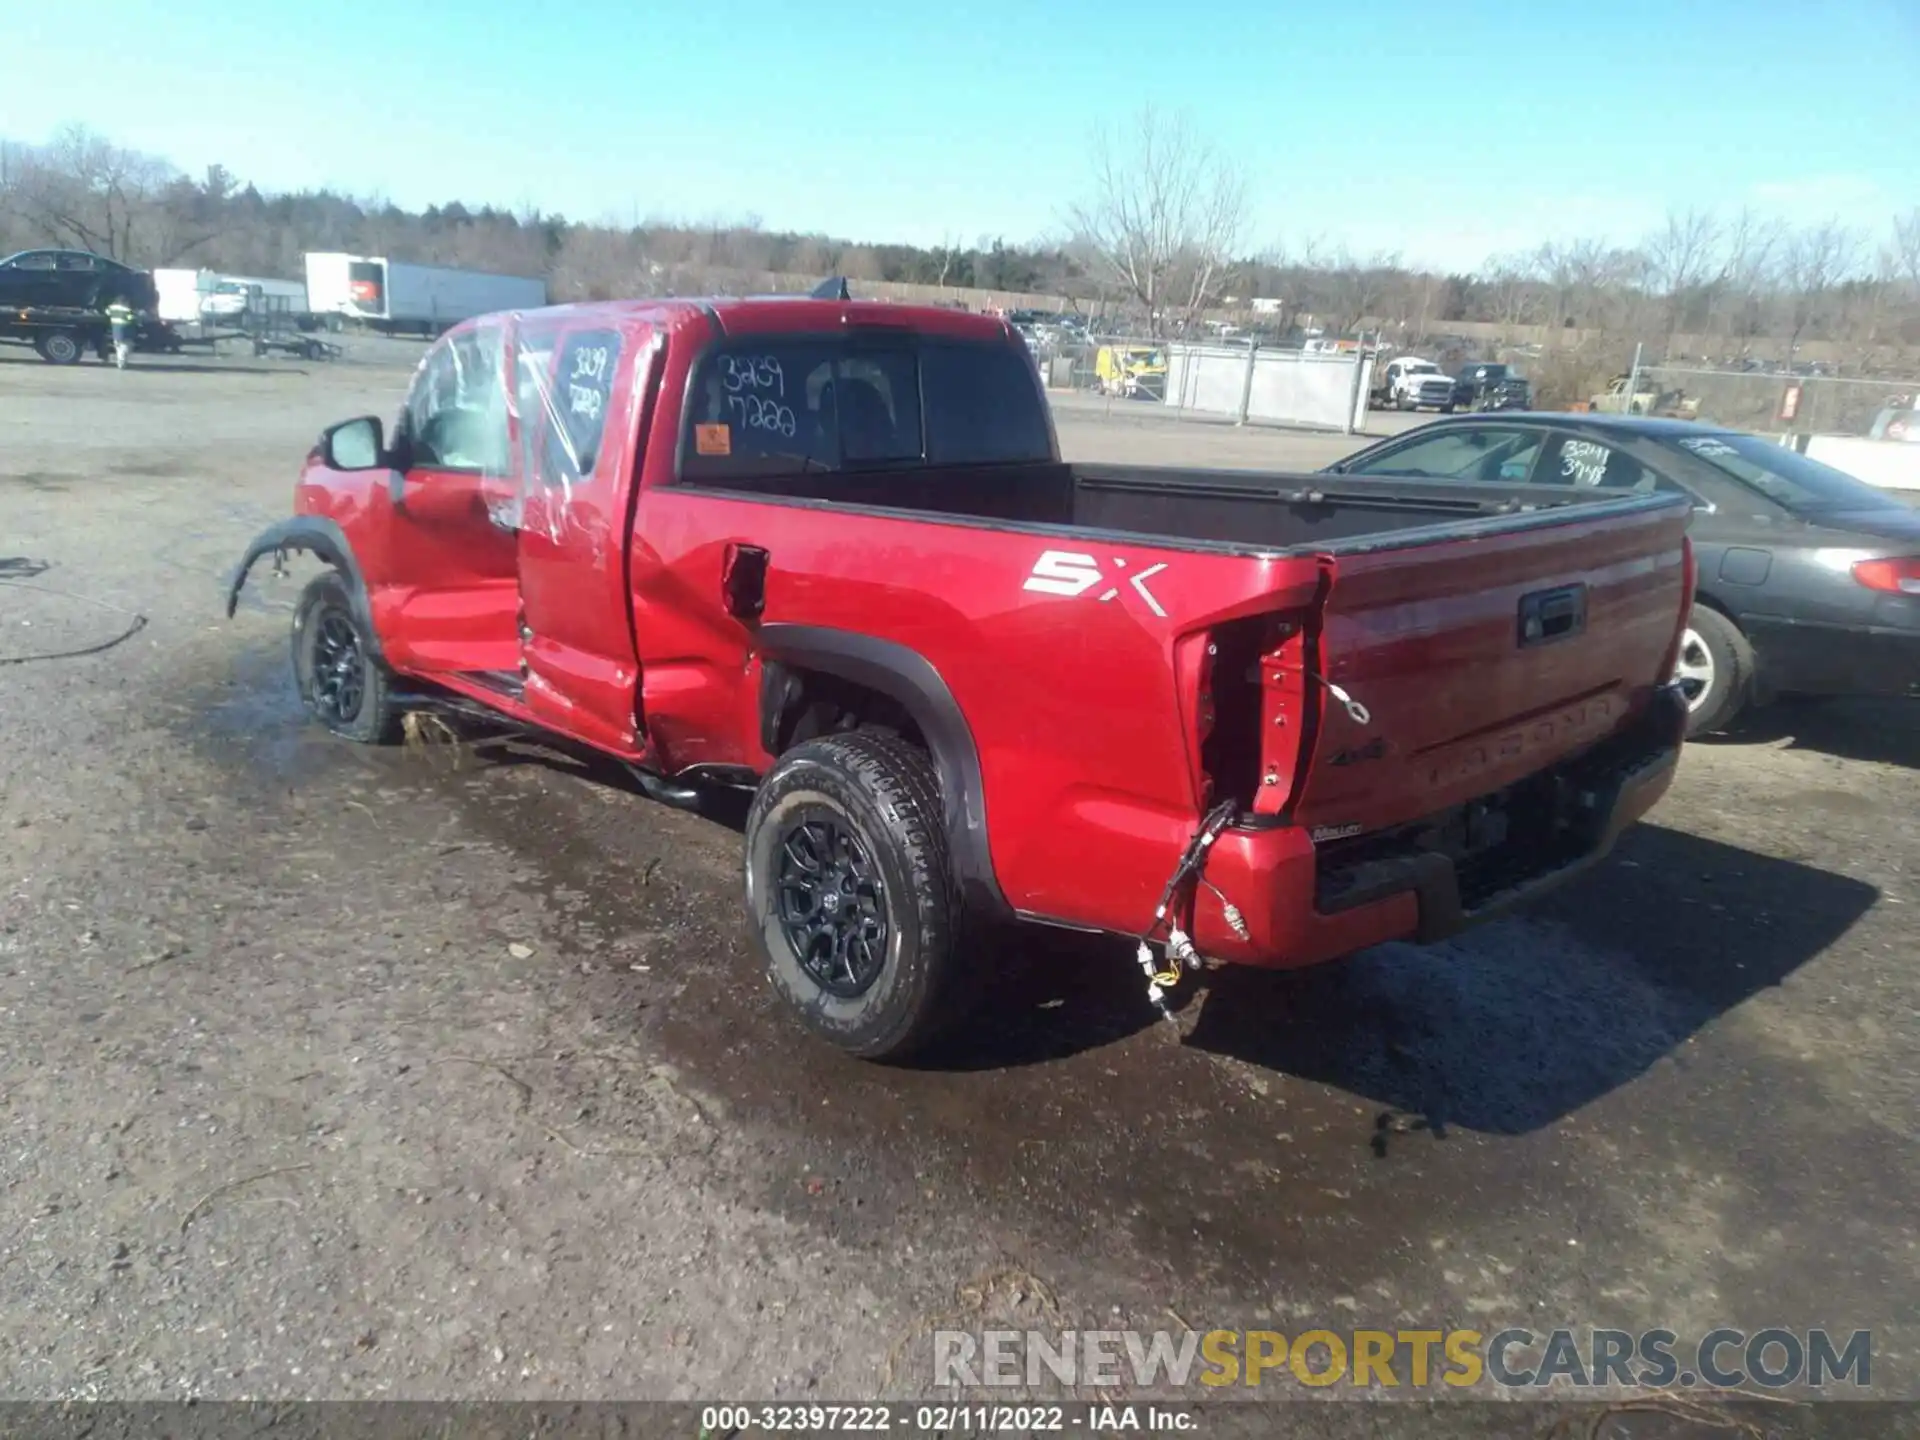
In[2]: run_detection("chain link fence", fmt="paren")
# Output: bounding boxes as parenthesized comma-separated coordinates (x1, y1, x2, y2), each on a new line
(1031, 330, 1371, 431)
(1632, 365, 1918, 438)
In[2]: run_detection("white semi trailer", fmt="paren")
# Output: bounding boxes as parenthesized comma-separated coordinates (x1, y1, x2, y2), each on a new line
(303, 253, 547, 336)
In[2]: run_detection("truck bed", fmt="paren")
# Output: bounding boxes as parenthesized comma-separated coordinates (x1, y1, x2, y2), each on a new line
(688, 458, 1663, 556)
(665, 450, 1690, 949)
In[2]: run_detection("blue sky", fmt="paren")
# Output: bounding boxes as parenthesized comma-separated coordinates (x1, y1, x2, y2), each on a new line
(11, 0, 1917, 271)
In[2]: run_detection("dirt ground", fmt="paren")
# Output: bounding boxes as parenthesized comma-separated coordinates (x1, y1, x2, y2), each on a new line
(2, 336, 1917, 1430)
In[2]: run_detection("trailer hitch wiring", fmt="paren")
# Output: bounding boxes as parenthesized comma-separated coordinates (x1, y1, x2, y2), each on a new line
(1133, 798, 1245, 1022)
(0, 558, 149, 666)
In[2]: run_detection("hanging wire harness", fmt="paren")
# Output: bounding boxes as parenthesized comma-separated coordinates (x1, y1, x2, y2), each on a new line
(1128, 654, 1376, 1020)
(1134, 798, 1246, 1022)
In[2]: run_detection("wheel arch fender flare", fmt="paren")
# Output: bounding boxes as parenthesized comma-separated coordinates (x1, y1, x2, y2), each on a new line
(754, 623, 1010, 920)
(225, 516, 385, 666)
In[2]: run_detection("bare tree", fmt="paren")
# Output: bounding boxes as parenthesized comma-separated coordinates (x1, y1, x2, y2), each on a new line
(1704, 207, 1782, 353)
(1482, 251, 1541, 338)
(7, 126, 174, 260)
(1642, 207, 1721, 357)
(1891, 209, 1920, 292)
(1070, 106, 1246, 337)
(1778, 219, 1861, 357)
(1318, 247, 1402, 338)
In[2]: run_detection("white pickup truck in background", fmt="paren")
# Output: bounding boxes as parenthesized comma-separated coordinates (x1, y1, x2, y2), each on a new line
(1373, 356, 1457, 412)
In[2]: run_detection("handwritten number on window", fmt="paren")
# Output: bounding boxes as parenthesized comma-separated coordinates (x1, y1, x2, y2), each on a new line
(721, 355, 785, 397)
(725, 392, 797, 437)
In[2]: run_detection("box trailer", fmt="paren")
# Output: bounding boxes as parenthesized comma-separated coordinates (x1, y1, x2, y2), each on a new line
(152, 268, 214, 325)
(302, 252, 546, 336)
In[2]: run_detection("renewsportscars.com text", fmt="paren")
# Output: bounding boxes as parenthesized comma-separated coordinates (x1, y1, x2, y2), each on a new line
(934, 1327, 1873, 1391)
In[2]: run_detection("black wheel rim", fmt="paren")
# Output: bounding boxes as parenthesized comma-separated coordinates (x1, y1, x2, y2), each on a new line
(774, 811, 889, 998)
(310, 607, 366, 723)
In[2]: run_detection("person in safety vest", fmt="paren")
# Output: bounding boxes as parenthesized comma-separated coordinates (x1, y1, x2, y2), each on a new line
(104, 298, 138, 369)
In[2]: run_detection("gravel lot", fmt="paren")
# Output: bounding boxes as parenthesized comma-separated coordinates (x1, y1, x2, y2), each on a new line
(2, 336, 1916, 1430)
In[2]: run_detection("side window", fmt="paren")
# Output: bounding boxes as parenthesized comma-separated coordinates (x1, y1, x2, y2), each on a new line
(400, 328, 505, 473)
(13, 252, 57, 270)
(1352, 427, 1543, 484)
(541, 328, 624, 486)
(923, 341, 1052, 464)
(55, 253, 98, 272)
(1536, 433, 1664, 492)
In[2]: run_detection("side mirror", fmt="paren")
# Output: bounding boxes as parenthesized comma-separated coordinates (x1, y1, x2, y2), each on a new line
(321, 415, 385, 471)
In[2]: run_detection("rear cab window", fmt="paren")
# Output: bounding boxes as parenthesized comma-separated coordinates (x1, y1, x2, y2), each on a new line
(678, 335, 1051, 483)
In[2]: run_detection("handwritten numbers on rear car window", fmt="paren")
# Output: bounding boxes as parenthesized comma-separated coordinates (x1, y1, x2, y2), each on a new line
(721, 357, 795, 436)
(1561, 440, 1610, 486)
(722, 355, 785, 395)
(726, 392, 798, 438)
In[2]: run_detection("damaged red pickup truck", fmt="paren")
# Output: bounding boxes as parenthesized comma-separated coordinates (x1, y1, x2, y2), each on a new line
(229, 296, 1694, 1059)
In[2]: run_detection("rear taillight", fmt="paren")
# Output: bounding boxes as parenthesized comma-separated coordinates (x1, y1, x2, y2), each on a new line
(1852, 557, 1920, 595)
(1659, 536, 1697, 683)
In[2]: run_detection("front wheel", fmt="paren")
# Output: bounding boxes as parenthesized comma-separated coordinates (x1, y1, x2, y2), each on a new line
(1674, 606, 1753, 737)
(744, 731, 971, 1061)
(291, 571, 398, 742)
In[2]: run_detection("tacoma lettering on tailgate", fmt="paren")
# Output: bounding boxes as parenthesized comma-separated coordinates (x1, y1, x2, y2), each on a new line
(1423, 694, 1619, 790)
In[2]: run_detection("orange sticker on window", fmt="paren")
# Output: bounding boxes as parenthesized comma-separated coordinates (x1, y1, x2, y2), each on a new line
(695, 423, 731, 456)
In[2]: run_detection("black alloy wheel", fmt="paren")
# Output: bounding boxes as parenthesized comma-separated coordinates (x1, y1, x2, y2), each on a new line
(774, 811, 891, 998)
(310, 607, 366, 726)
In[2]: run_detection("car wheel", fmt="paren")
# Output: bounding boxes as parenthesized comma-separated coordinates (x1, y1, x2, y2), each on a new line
(1673, 606, 1753, 737)
(38, 330, 85, 365)
(745, 730, 971, 1061)
(1439, 403, 1454, 414)
(291, 571, 398, 743)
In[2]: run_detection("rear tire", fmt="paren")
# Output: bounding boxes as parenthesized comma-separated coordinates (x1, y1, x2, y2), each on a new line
(745, 731, 970, 1061)
(291, 571, 398, 743)
(1674, 605, 1753, 737)
(37, 330, 85, 365)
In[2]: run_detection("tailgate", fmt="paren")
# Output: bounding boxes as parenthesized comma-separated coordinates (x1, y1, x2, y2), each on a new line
(1280, 494, 1691, 836)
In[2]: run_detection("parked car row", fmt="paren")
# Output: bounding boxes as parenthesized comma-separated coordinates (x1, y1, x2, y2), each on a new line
(1330, 412, 1920, 735)
(1371, 356, 1534, 413)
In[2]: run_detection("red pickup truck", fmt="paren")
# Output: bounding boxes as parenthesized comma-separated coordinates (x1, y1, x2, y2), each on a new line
(228, 296, 1694, 1060)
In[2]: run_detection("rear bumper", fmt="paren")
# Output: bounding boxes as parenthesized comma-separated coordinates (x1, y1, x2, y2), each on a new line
(1747, 616, 1920, 700)
(1191, 684, 1688, 967)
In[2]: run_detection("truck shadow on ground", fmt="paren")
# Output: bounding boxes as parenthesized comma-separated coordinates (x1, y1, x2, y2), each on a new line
(1173, 822, 1877, 1136)
(428, 729, 1879, 1138)
(1699, 696, 1920, 768)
